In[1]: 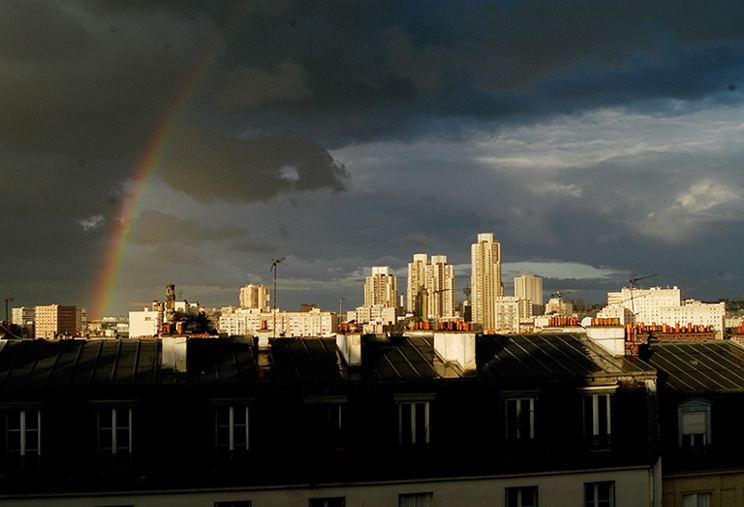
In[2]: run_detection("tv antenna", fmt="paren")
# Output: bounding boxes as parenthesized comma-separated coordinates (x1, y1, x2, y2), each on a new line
(270, 257, 286, 339)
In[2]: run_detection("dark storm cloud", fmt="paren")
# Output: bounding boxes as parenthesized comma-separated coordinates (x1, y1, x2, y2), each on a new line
(3, 0, 744, 315)
(159, 126, 349, 203)
(129, 210, 247, 247)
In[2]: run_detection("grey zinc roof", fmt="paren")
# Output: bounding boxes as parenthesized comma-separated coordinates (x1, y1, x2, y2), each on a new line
(476, 333, 654, 380)
(0, 333, 659, 389)
(0, 338, 259, 388)
(646, 340, 744, 393)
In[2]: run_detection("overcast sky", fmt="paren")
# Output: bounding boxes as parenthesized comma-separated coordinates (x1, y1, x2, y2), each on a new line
(2, 0, 744, 319)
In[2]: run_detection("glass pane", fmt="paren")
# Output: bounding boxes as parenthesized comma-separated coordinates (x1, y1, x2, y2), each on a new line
(6, 412, 20, 432)
(506, 399, 517, 439)
(597, 395, 608, 435)
(116, 427, 130, 451)
(99, 409, 113, 430)
(415, 402, 428, 444)
(400, 404, 412, 444)
(583, 397, 594, 436)
(99, 426, 112, 451)
(25, 411, 39, 431)
(506, 488, 519, 507)
(216, 425, 230, 449)
(520, 399, 532, 439)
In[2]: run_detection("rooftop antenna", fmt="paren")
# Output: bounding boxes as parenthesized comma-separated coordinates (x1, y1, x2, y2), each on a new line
(628, 273, 657, 337)
(339, 297, 345, 316)
(5, 297, 13, 328)
(270, 257, 286, 339)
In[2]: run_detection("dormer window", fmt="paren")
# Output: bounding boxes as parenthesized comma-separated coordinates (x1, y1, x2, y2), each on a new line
(395, 394, 433, 446)
(212, 399, 252, 459)
(678, 398, 712, 451)
(504, 395, 535, 441)
(581, 385, 617, 451)
(2, 406, 42, 470)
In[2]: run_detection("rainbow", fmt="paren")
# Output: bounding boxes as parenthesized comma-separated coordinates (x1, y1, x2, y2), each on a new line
(91, 7, 251, 319)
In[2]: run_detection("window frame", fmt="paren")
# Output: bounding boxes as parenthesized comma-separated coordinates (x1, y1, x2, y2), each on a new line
(211, 399, 253, 454)
(506, 485, 538, 507)
(304, 395, 347, 452)
(677, 398, 712, 450)
(399, 491, 433, 507)
(503, 394, 536, 441)
(394, 394, 434, 446)
(682, 492, 711, 507)
(584, 481, 614, 507)
(96, 406, 133, 455)
(581, 385, 617, 450)
(4, 408, 41, 458)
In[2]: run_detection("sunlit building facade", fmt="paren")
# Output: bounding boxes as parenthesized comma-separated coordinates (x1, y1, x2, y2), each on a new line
(34, 304, 76, 339)
(514, 274, 544, 316)
(470, 233, 503, 330)
(239, 284, 270, 312)
(407, 254, 456, 319)
(363, 266, 398, 309)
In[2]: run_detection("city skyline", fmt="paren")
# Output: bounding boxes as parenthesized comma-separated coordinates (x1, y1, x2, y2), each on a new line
(3, 1, 744, 319)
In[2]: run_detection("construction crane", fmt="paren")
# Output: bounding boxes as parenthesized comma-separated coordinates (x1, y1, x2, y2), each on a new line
(270, 257, 286, 339)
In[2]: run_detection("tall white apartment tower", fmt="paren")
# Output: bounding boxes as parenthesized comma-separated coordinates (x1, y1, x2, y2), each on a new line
(240, 284, 271, 312)
(471, 233, 503, 330)
(407, 254, 456, 319)
(407, 254, 428, 316)
(514, 274, 544, 316)
(364, 266, 399, 308)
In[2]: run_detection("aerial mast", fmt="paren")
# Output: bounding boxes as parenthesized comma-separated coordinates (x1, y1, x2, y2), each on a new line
(628, 273, 657, 340)
(270, 257, 286, 339)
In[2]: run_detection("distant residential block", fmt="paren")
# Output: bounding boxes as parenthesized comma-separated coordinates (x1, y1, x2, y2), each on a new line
(34, 304, 76, 339)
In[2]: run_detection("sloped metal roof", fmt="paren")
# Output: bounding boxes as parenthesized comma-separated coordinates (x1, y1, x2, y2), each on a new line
(646, 340, 744, 393)
(477, 333, 654, 380)
(0, 333, 656, 390)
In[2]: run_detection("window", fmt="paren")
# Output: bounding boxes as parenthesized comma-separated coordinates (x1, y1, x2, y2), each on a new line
(305, 397, 345, 452)
(585, 481, 614, 507)
(583, 393, 611, 449)
(214, 502, 251, 507)
(399, 492, 433, 507)
(215, 405, 249, 452)
(5, 409, 41, 458)
(309, 498, 345, 507)
(506, 486, 538, 507)
(678, 398, 712, 450)
(398, 401, 430, 445)
(97, 407, 132, 455)
(505, 398, 534, 441)
(682, 493, 711, 507)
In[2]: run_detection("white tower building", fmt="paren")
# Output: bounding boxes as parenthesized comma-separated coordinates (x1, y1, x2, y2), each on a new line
(471, 233, 503, 330)
(514, 274, 544, 316)
(407, 254, 456, 319)
(363, 267, 398, 308)
(240, 284, 271, 312)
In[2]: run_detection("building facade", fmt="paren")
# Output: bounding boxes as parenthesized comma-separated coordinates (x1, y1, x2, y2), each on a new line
(363, 266, 398, 308)
(514, 274, 544, 316)
(603, 287, 725, 337)
(33, 304, 76, 339)
(407, 254, 456, 320)
(219, 307, 338, 337)
(471, 233, 503, 330)
(239, 284, 271, 312)
(11, 307, 35, 338)
(0, 329, 661, 507)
